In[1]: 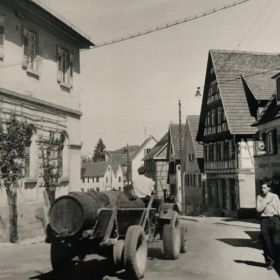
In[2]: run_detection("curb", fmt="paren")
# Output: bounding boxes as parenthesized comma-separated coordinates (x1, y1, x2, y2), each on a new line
(180, 216, 260, 229)
(0, 236, 45, 248)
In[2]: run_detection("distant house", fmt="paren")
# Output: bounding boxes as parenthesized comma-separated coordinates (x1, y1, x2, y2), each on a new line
(111, 161, 125, 190)
(130, 136, 157, 197)
(183, 116, 204, 215)
(143, 133, 169, 199)
(81, 161, 115, 192)
(196, 50, 279, 217)
(105, 145, 139, 184)
(167, 124, 185, 207)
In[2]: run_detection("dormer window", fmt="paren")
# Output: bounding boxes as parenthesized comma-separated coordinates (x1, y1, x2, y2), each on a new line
(277, 78, 280, 102)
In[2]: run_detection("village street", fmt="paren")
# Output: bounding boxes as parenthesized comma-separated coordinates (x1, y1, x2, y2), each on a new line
(0, 218, 278, 280)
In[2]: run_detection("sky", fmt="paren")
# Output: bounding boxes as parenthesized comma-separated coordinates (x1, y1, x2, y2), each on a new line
(44, 0, 280, 154)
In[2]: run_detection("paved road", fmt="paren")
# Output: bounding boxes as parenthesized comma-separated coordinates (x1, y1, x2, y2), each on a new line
(0, 219, 278, 280)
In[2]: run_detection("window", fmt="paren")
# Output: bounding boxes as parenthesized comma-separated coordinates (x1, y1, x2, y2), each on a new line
(96, 177, 99, 183)
(106, 177, 108, 183)
(213, 143, 217, 161)
(224, 141, 229, 160)
(0, 14, 4, 60)
(22, 28, 41, 75)
(189, 154, 194, 161)
(57, 46, 74, 88)
(144, 148, 151, 156)
(263, 130, 277, 155)
(119, 176, 122, 182)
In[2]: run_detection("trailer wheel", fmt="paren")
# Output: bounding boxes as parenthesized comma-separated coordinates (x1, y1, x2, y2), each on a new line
(180, 226, 188, 253)
(50, 242, 75, 272)
(113, 239, 124, 269)
(163, 224, 180, 259)
(124, 225, 147, 279)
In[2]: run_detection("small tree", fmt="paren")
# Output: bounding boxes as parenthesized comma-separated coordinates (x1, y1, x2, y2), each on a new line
(93, 138, 106, 162)
(0, 114, 35, 242)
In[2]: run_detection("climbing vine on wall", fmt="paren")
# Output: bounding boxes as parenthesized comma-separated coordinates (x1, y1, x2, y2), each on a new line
(41, 130, 67, 204)
(0, 113, 35, 242)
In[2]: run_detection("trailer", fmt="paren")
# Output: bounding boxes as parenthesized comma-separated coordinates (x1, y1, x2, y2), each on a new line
(46, 191, 187, 279)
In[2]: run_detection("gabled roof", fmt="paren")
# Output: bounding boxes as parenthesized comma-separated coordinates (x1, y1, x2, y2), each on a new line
(186, 115, 203, 159)
(81, 161, 110, 178)
(197, 50, 280, 141)
(5, 0, 94, 48)
(143, 133, 168, 161)
(168, 124, 185, 161)
(106, 152, 131, 166)
(241, 72, 278, 100)
(130, 136, 157, 161)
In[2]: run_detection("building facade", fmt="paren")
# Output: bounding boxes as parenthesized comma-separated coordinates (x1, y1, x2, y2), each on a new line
(196, 50, 280, 218)
(0, 0, 93, 241)
(143, 133, 169, 199)
(253, 73, 280, 196)
(183, 115, 204, 216)
(167, 124, 185, 209)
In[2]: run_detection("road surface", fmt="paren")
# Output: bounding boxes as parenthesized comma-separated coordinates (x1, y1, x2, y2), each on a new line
(0, 219, 278, 280)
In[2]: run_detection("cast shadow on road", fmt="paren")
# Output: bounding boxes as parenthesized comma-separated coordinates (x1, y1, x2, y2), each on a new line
(216, 231, 262, 250)
(29, 259, 126, 280)
(234, 260, 266, 268)
(29, 247, 165, 280)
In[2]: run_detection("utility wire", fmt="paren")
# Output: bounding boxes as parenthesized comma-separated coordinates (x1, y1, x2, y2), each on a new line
(0, 0, 253, 70)
(94, 0, 253, 48)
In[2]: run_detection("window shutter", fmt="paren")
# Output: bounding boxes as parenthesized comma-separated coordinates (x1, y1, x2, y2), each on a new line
(56, 45, 63, 83)
(272, 129, 278, 154)
(0, 14, 4, 60)
(69, 52, 74, 88)
(22, 27, 29, 68)
(24, 147, 30, 178)
(35, 33, 42, 76)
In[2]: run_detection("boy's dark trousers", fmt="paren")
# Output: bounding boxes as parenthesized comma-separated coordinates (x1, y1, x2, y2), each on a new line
(260, 216, 280, 266)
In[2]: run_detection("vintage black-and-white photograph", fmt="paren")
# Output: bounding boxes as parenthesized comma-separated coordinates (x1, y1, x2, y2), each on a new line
(0, 0, 280, 279)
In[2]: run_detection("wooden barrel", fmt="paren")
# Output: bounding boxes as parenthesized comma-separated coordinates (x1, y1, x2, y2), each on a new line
(49, 192, 110, 237)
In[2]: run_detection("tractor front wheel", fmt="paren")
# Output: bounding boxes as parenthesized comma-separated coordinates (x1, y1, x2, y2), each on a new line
(162, 224, 180, 259)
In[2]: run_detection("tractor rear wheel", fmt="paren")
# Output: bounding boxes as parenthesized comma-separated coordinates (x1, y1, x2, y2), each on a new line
(162, 224, 180, 259)
(124, 225, 147, 279)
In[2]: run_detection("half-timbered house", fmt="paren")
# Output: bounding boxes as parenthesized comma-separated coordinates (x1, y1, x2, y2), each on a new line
(196, 50, 280, 217)
(183, 115, 204, 215)
(143, 133, 169, 199)
(253, 72, 280, 197)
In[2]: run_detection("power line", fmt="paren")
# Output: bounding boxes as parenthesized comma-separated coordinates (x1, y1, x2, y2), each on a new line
(0, 0, 253, 70)
(94, 0, 253, 48)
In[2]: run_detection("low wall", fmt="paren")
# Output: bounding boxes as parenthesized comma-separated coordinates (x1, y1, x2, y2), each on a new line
(0, 183, 69, 242)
